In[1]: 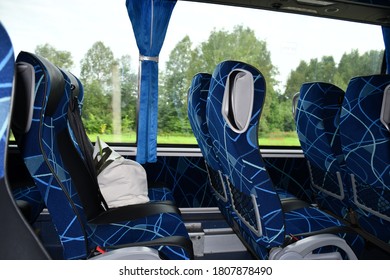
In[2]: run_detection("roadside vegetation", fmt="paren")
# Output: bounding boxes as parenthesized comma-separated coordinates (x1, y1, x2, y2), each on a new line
(35, 25, 383, 146)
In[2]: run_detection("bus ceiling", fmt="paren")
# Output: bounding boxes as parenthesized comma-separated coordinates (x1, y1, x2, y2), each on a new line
(180, 0, 390, 26)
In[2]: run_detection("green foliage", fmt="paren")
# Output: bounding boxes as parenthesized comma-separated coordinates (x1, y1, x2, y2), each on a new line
(267, 98, 296, 133)
(284, 49, 383, 97)
(80, 41, 115, 87)
(35, 43, 74, 70)
(88, 132, 300, 146)
(284, 56, 337, 99)
(158, 26, 383, 139)
(36, 29, 383, 145)
(197, 25, 279, 133)
(159, 25, 280, 134)
(335, 49, 383, 90)
(81, 80, 112, 134)
(79, 41, 116, 95)
(192, 26, 277, 77)
(159, 36, 193, 134)
(79, 42, 138, 135)
(119, 55, 138, 132)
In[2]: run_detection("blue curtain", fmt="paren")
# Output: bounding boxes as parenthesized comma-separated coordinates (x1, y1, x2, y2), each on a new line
(126, 0, 177, 163)
(382, 26, 390, 74)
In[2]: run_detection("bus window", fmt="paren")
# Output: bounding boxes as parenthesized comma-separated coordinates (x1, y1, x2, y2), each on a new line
(158, 1, 384, 146)
(0, 0, 384, 146)
(0, 0, 138, 144)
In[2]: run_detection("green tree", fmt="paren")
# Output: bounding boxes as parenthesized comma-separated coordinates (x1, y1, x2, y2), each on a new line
(282, 50, 383, 134)
(35, 43, 74, 69)
(80, 41, 115, 134)
(119, 55, 138, 133)
(80, 41, 115, 88)
(160, 25, 279, 134)
(284, 56, 337, 100)
(194, 25, 278, 133)
(335, 49, 383, 89)
(285, 50, 383, 99)
(192, 25, 278, 82)
(159, 36, 193, 134)
(82, 80, 112, 134)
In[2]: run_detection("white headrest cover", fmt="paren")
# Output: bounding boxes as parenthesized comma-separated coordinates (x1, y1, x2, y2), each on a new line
(222, 69, 254, 133)
(381, 84, 390, 132)
(292, 92, 300, 119)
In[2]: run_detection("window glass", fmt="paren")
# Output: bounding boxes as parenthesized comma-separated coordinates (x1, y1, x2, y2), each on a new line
(158, 1, 384, 146)
(0, 0, 384, 146)
(0, 0, 138, 143)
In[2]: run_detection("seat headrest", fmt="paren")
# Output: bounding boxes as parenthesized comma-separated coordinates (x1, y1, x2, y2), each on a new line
(292, 92, 300, 119)
(381, 84, 390, 131)
(11, 62, 35, 134)
(61, 69, 80, 99)
(16, 51, 65, 118)
(188, 72, 212, 104)
(222, 69, 254, 133)
(60, 69, 83, 114)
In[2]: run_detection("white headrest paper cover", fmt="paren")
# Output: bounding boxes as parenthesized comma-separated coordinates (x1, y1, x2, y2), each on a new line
(222, 69, 254, 134)
(381, 84, 390, 132)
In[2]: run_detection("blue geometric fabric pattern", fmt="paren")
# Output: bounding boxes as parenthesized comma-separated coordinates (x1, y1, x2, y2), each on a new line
(187, 72, 295, 228)
(16, 52, 91, 259)
(0, 22, 13, 179)
(206, 60, 364, 259)
(295, 82, 351, 219)
(188, 73, 221, 176)
(141, 155, 313, 209)
(16, 52, 192, 260)
(339, 75, 390, 244)
(13, 185, 45, 223)
(265, 157, 313, 203)
(142, 155, 216, 208)
(0, 22, 51, 260)
(187, 73, 233, 223)
(0, 23, 44, 224)
(207, 61, 286, 251)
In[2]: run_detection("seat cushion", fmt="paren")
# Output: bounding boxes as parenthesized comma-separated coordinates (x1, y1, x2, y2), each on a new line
(285, 206, 365, 256)
(89, 212, 191, 260)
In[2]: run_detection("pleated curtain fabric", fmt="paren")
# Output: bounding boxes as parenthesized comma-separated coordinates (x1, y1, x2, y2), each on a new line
(126, 0, 177, 163)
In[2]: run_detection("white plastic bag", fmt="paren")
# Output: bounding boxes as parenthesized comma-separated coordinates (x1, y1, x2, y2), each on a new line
(93, 137, 149, 208)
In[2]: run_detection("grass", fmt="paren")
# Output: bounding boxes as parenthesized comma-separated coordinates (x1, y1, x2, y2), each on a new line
(259, 131, 300, 146)
(88, 133, 136, 143)
(11, 131, 299, 146)
(87, 131, 300, 147)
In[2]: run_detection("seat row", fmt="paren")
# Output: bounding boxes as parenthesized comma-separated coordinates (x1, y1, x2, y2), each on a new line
(294, 76, 390, 249)
(0, 22, 194, 260)
(187, 60, 364, 259)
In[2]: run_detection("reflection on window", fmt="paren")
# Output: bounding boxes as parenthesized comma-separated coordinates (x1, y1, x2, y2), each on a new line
(78, 42, 138, 143)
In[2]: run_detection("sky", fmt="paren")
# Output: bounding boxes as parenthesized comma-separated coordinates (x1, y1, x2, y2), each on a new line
(0, 0, 385, 90)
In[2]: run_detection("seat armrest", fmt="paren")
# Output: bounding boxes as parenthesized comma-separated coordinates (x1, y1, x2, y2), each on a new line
(90, 247, 161, 260)
(93, 235, 194, 260)
(269, 234, 357, 260)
